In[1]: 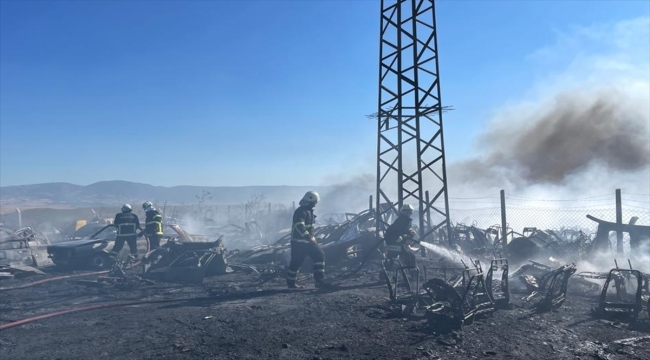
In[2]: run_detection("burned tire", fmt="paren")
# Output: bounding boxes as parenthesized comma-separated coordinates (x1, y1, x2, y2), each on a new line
(89, 252, 113, 269)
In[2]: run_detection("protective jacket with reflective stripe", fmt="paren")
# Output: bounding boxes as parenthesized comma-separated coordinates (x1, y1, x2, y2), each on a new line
(113, 212, 141, 237)
(291, 205, 315, 242)
(144, 209, 164, 236)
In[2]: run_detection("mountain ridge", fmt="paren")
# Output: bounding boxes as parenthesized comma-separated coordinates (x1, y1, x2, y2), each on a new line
(0, 180, 369, 208)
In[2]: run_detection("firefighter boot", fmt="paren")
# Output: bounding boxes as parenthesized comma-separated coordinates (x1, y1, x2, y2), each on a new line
(315, 279, 335, 289)
(287, 280, 305, 289)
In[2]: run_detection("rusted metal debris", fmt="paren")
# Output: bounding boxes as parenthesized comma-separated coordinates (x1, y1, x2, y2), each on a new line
(506, 227, 592, 266)
(0, 226, 53, 270)
(447, 224, 497, 257)
(588, 215, 650, 254)
(47, 224, 206, 270)
(228, 209, 379, 269)
(486, 257, 510, 309)
(419, 260, 494, 330)
(577, 260, 649, 320)
(144, 236, 231, 285)
(380, 255, 420, 305)
(522, 263, 577, 311)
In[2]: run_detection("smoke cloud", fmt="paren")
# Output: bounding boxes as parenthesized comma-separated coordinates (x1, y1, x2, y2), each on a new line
(318, 174, 375, 215)
(448, 16, 650, 198)
(451, 89, 649, 188)
(320, 17, 649, 214)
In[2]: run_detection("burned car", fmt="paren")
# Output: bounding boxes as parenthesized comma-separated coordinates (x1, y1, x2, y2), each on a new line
(0, 226, 53, 269)
(227, 209, 380, 270)
(47, 224, 202, 270)
(64, 220, 116, 241)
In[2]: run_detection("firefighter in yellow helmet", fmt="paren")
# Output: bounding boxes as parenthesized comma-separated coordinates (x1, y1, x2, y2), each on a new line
(383, 204, 418, 273)
(142, 201, 164, 250)
(286, 191, 331, 289)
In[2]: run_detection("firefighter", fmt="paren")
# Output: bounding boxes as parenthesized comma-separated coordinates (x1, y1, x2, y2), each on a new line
(286, 191, 331, 289)
(109, 204, 142, 258)
(383, 204, 418, 273)
(142, 201, 164, 250)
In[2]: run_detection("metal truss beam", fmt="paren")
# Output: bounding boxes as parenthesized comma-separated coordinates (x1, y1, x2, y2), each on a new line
(375, 0, 451, 244)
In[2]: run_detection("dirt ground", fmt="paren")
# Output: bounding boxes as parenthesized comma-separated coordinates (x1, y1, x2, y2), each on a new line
(1, 260, 649, 360)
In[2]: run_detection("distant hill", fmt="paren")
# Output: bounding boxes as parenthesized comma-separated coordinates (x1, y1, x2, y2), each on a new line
(0, 180, 373, 211)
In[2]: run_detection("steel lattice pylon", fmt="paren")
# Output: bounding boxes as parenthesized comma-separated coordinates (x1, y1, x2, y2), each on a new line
(375, 0, 451, 244)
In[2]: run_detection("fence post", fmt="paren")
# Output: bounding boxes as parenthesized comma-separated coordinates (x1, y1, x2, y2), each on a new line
(369, 195, 373, 211)
(615, 188, 623, 254)
(500, 189, 507, 252)
(15, 208, 22, 228)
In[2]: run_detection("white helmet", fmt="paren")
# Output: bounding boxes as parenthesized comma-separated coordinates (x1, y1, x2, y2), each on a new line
(142, 201, 153, 210)
(300, 191, 320, 206)
(400, 204, 414, 214)
(121, 204, 132, 212)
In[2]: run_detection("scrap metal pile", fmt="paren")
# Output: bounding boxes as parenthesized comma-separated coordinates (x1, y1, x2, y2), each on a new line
(226, 209, 379, 271)
(576, 260, 650, 320)
(2, 207, 649, 338)
(0, 226, 52, 278)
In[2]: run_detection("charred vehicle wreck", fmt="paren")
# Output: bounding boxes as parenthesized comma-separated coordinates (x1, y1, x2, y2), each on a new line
(227, 209, 379, 270)
(0, 226, 52, 270)
(577, 260, 650, 320)
(47, 224, 209, 270)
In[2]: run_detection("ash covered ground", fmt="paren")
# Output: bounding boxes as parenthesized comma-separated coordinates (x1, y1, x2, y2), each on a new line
(1, 257, 649, 360)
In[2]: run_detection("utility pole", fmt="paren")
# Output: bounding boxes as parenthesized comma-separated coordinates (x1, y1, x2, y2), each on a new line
(375, 0, 452, 245)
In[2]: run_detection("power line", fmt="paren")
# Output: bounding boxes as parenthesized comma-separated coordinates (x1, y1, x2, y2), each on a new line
(622, 192, 650, 197)
(506, 194, 612, 202)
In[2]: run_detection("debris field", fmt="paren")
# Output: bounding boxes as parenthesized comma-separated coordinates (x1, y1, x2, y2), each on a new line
(1, 264, 649, 359)
(1, 209, 649, 360)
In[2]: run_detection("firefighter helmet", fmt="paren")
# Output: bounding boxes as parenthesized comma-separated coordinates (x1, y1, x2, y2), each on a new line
(400, 204, 414, 214)
(301, 191, 320, 205)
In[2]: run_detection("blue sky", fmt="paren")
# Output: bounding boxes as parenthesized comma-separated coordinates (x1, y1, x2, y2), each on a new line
(1, 0, 648, 187)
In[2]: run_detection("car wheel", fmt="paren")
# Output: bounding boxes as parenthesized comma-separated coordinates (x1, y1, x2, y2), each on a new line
(90, 252, 113, 269)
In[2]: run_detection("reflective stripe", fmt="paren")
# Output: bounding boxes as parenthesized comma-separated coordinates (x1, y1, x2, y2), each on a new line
(117, 223, 137, 236)
(146, 220, 163, 235)
(385, 245, 403, 252)
(287, 269, 298, 280)
(314, 262, 324, 273)
(293, 220, 313, 238)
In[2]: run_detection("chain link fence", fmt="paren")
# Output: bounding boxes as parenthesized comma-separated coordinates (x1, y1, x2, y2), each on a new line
(443, 191, 650, 262)
(1, 190, 647, 257)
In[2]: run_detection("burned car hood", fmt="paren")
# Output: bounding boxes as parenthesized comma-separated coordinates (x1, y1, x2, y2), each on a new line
(48, 238, 110, 249)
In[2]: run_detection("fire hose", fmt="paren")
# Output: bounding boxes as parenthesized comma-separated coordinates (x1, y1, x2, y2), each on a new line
(0, 298, 181, 331)
(0, 289, 267, 332)
(0, 270, 111, 292)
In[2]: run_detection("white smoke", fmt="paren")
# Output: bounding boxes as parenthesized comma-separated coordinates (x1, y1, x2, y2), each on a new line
(447, 16, 650, 207)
